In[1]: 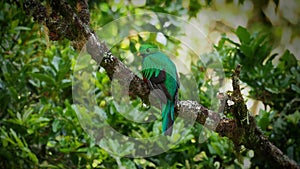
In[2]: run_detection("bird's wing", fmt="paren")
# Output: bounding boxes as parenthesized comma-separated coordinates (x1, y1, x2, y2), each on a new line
(141, 52, 179, 102)
(142, 69, 171, 104)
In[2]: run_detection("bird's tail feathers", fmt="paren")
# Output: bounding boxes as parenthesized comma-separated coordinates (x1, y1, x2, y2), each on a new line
(162, 100, 175, 136)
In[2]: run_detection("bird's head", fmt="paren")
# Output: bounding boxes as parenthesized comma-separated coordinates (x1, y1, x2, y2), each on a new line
(139, 43, 159, 57)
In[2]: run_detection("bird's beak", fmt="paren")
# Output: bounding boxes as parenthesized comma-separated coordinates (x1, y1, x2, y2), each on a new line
(137, 52, 145, 58)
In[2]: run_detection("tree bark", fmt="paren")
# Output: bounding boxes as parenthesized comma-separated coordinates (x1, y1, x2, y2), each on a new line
(22, 0, 299, 168)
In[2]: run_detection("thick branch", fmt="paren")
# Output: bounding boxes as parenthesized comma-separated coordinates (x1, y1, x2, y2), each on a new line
(23, 1, 299, 168)
(177, 100, 239, 142)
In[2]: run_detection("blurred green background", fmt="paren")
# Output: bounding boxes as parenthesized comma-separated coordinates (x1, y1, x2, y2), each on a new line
(0, 0, 299, 168)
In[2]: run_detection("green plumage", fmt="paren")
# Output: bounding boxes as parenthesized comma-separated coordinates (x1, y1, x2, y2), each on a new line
(140, 44, 179, 135)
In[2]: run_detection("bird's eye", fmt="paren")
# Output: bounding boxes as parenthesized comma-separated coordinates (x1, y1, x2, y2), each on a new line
(146, 48, 150, 53)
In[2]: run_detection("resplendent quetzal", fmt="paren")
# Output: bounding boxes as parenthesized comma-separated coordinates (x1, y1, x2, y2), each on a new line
(139, 44, 179, 136)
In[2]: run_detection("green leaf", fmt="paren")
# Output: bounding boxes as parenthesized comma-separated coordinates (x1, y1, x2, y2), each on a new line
(240, 44, 253, 57)
(14, 26, 31, 31)
(236, 26, 251, 44)
(52, 119, 61, 132)
(10, 129, 24, 148)
(286, 111, 300, 125)
(30, 73, 56, 86)
(25, 147, 39, 163)
(291, 84, 300, 94)
(257, 110, 271, 131)
(121, 159, 137, 169)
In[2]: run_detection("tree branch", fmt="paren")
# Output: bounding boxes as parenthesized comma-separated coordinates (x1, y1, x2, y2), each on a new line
(22, 0, 299, 168)
(230, 65, 299, 169)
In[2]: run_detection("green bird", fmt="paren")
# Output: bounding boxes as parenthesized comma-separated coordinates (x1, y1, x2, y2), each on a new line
(139, 44, 179, 136)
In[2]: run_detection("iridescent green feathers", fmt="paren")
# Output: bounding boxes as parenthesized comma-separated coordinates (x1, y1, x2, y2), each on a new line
(140, 44, 179, 135)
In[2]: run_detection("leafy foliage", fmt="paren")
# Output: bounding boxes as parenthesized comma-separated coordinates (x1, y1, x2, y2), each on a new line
(0, 2, 113, 168)
(215, 26, 300, 167)
(216, 26, 300, 112)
